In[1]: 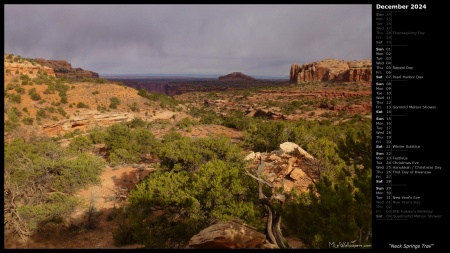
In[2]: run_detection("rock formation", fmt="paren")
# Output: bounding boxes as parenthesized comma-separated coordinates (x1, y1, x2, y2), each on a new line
(245, 142, 319, 194)
(41, 110, 136, 136)
(187, 219, 266, 249)
(35, 58, 99, 79)
(4, 54, 55, 78)
(290, 59, 372, 84)
(218, 72, 256, 81)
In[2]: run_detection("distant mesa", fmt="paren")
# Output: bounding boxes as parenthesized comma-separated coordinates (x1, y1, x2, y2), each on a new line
(218, 72, 256, 81)
(35, 58, 99, 79)
(290, 58, 372, 84)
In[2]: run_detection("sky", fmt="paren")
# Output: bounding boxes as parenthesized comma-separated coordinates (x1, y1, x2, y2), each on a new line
(4, 4, 372, 78)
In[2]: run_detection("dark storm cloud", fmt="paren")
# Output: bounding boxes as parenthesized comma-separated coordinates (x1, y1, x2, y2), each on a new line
(4, 4, 371, 78)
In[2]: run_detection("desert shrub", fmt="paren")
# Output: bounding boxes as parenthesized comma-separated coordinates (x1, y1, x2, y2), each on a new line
(128, 102, 139, 112)
(115, 140, 262, 248)
(51, 153, 105, 193)
(6, 83, 15, 90)
(110, 148, 139, 164)
(222, 111, 256, 131)
(45, 106, 56, 113)
(132, 127, 159, 154)
(69, 135, 93, 153)
(8, 93, 22, 103)
(15, 86, 25, 94)
(127, 117, 147, 129)
(109, 97, 121, 109)
(105, 123, 133, 152)
(28, 88, 42, 101)
(4, 138, 106, 239)
(36, 108, 47, 119)
(104, 123, 160, 164)
(92, 90, 100, 95)
(88, 126, 107, 144)
(57, 106, 67, 116)
(176, 117, 196, 130)
(96, 105, 107, 112)
(7, 107, 22, 122)
(189, 108, 222, 125)
(22, 117, 34, 125)
(77, 102, 90, 108)
(4, 120, 20, 132)
(60, 95, 68, 104)
(158, 134, 243, 172)
(17, 194, 79, 231)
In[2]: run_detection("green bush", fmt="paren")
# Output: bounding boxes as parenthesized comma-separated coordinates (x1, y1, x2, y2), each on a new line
(28, 88, 42, 101)
(120, 152, 262, 248)
(127, 117, 147, 128)
(69, 135, 93, 153)
(77, 102, 90, 108)
(4, 120, 20, 132)
(9, 93, 22, 103)
(109, 97, 121, 109)
(18, 194, 79, 231)
(4, 138, 106, 238)
(57, 106, 67, 116)
(128, 102, 139, 112)
(36, 108, 47, 118)
(60, 95, 68, 104)
(7, 107, 22, 122)
(22, 117, 34, 125)
(158, 134, 243, 172)
(51, 153, 106, 193)
(88, 126, 107, 144)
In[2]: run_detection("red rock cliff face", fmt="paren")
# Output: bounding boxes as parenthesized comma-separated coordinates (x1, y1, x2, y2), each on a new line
(290, 59, 372, 84)
(35, 58, 99, 79)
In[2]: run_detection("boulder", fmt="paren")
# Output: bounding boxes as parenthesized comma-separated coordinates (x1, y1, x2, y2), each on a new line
(188, 219, 266, 249)
(279, 142, 300, 153)
(293, 147, 316, 161)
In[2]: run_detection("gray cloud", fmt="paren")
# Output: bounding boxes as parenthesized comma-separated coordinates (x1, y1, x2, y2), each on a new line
(4, 4, 372, 78)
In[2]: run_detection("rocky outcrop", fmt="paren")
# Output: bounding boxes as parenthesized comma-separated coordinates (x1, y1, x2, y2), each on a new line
(246, 142, 319, 194)
(218, 72, 256, 81)
(4, 54, 55, 78)
(41, 110, 135, 136)
(35, 58, 99, 79)
(290, 59, 372, 84)
(187, 219, 266, 249)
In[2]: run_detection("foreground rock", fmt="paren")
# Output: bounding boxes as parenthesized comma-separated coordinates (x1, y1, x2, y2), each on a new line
(246, 142, 319, 194)
(188, 219, 266, 249)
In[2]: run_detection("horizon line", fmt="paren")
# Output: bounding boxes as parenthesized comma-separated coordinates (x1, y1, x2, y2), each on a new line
(100, 73, 289, 80)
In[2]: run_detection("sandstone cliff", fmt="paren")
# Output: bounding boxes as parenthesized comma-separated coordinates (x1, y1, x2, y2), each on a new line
(35, 58, 99, 79)
(290, 59, 372, 84)
(218, 72, 256, 81)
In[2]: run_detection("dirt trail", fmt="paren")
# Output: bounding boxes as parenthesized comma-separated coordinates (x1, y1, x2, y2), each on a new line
(5, 165, 152, 249)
